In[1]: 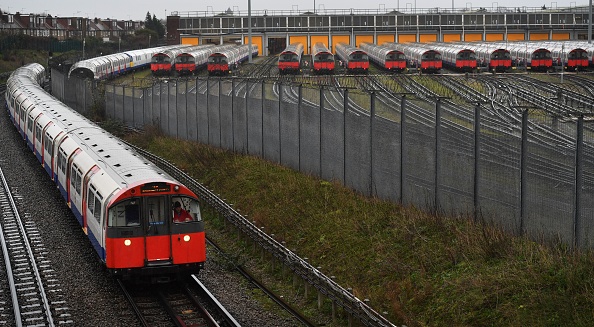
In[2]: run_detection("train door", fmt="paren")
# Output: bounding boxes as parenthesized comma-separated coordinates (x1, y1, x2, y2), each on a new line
(144, 196, 171, 262)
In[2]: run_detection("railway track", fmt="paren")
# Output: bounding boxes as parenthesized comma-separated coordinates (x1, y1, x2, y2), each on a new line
(118, 277, 240, 327)
(0, 163, 72, 326)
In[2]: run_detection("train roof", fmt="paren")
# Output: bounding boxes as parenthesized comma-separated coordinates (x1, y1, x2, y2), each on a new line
(10, 64, 176, 188)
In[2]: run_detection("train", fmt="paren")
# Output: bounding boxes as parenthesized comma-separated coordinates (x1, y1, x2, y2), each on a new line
(430, 43, 478, 72)
(151, 45, 196, 76)
(385, 42, 442, 73)
(335, 42, 369, 74)
(68, 45, 186, 79)
(540, 41, 589, 71)
(175, 44, 235, 75)
(457, 42, 512, 72)
(359, 42, 407, 72)
(207, 44, 259, 76)
(487, 41, 553, 71)
(311, 42, 335, 74)
(7, 63, 206, 283)
(278, 43, 304, 75)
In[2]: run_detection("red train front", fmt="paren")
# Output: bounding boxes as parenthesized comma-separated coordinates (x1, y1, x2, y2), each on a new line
(489, 49, 512, 72)
(207, 53, 230, 75)
(105, 181, 205, 282)
(419, 50, 442, 73)
(566, 48, 589, 71)
(454, 49, 477, 71)
(529, 48, 553, 71)
(312, 43, 335, 74)
(278, 43, 304, 75)
(385, 50, 407, 71)
(151, 53, 174, 75)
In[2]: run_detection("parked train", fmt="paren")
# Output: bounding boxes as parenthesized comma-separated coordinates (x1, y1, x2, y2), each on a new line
(539, 41, 589, 71)
(429, 43, 477, 72)
(151, 45, 197, 76)
(7, 63, 206, 282)
(175, 44, 235, 75)
(335, 42, 369, 74)
(207, 44, 259, 76)
(455, 42, 512, 72)
(311, 43, 335, 74)
(68, 45, 186, 79)
(359, 42, 407, 72)
(278, 43, 304, 75)
(487, 41, 553, 71)
(385, 42, 442, 73)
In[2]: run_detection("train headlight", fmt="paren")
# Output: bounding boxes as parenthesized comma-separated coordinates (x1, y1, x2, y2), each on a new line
(183, 235, 190, 242)
(124, 239, 131, 246)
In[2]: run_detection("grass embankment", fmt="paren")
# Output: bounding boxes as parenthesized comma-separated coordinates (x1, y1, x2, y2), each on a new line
(124, 129, 594, 327)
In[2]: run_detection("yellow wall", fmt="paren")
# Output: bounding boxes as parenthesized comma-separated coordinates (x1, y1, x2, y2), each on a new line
(310, 36, 329, 54)
(464, 34, 483, 41)
(181, 37, 199, 45)
(398, 34, 416, 43)
(529, 33, 549, 40)
(289, 35, 308, 54)
(552, 33, 570, 40)
(419, 34, 437, 43)
(331, 35, 351, 54)
(244, 36, 263, 55)
(377, 34, 395, 45)
(443, 34, 461, 42)
(485, 33, 504, 41)
(355, 35, 374, 47)
(507, 33, 525, 41)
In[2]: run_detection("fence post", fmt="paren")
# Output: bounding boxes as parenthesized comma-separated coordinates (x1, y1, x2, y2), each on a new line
(400, 95, 406, 204)
(574, 115, 584, 248)
(207, 76, 210, 144)
(343, 88, 349, 184)
(320, 86, 324, 176)
(520, 109, 528, 235)
(298, 84, 303, 171)
(231, 78, 236, 151)
(261, 80, 265, 157)
(279, 83, 283, 164)
(435, 98, 441, 213)
(474, 103, 481, 222)
(246, 78, 250, 154)
(370, 91, 375, 197)
(219, 78, 223, 147)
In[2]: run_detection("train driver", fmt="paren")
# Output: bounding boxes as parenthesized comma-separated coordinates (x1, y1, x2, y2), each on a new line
(173, 201, 193, 222)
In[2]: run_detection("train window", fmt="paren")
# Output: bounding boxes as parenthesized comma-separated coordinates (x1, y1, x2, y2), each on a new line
(35, 124, 42, 141)
(71, 166, 82, 194)
(58, 149, 66, 173)
(171, 196, 202, 223)
(146, 196, 166, 227)
(108, 199, 140, 227)
(88, 191, 95, 214)
(94, 192, 102, 223)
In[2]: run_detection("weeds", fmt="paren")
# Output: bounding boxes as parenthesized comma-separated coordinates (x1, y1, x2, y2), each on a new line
(124, 132, 594, 327)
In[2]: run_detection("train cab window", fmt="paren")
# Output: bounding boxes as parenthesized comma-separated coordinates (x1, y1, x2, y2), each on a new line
(145, 196, 166, 227)
(171, 196, 202, 223)
(108, 199, 140, 227)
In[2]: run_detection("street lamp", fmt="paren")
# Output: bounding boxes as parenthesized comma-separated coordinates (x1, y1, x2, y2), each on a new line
(148, 34, 151, 47)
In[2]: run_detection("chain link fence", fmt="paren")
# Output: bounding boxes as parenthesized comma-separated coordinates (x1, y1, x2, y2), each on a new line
(51, 69, 594, 248)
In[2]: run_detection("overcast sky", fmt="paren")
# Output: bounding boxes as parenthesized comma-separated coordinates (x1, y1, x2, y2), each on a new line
(3, 0, 585, 21)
